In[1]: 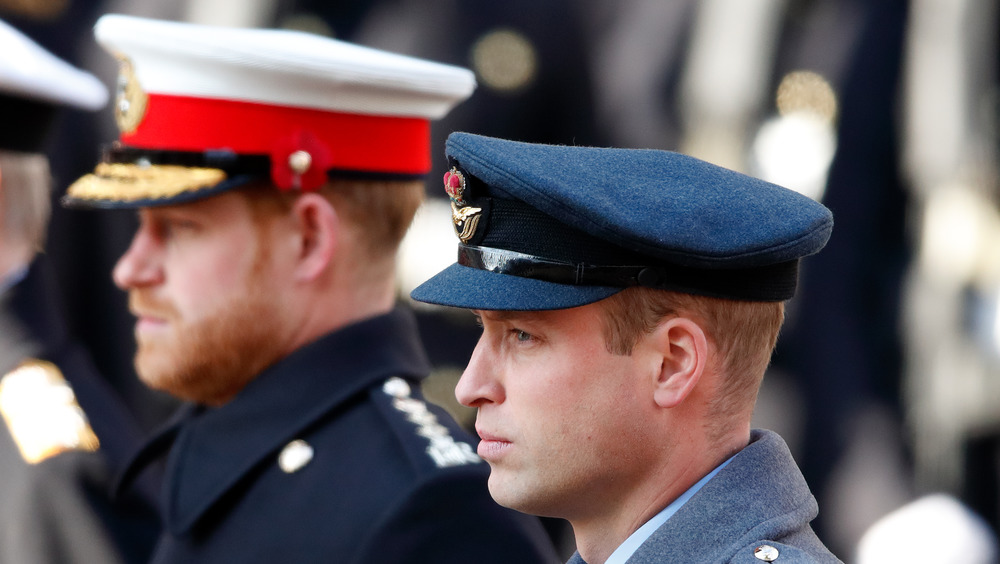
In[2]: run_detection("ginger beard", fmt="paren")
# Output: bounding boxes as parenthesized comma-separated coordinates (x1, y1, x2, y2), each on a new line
(129, 231, 287, 406)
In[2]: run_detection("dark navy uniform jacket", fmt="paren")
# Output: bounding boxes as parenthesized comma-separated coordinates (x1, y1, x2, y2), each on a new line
(118, 307, 559, 563)
(0, 259, 159, 564)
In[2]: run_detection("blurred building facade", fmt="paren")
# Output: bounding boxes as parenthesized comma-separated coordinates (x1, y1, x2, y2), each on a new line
(901, 0, 1000, 540)
(4, 0, 1000, 558)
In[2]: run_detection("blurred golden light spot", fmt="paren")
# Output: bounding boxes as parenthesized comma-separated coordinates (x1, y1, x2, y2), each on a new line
(0, 0, 68, 21)
(776, 71, 838, 123)
(470, 29, 537, 93)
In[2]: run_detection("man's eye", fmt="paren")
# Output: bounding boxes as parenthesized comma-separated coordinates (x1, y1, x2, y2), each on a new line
(514, 330, 532, 342)
(161, 219, 198, 239)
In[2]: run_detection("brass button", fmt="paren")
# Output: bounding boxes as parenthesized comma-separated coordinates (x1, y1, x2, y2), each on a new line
(288, 150, 312, 174)
(278, 439, 314, 473)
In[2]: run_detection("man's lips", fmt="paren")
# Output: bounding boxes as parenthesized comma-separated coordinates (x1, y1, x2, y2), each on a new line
(129, 294, 176, 324)
(476, 428, 512, 461)
(131, 309, 171, 334)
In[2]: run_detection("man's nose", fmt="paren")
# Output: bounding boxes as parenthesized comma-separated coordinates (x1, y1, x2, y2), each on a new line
(112, 225, 164, 290)
(455, 338, 505, 408)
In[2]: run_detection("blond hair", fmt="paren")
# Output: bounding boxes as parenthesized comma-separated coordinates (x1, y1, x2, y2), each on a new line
(598, 287, 784, 440)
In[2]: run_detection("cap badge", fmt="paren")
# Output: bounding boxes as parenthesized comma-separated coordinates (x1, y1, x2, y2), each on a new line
(114, 56, 148, 135)
(444, 168, 482, 243)
(271, 130, 332, 191)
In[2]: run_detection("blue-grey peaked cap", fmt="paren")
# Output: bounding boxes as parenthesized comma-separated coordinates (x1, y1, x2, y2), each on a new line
(410, 133, 833, 311)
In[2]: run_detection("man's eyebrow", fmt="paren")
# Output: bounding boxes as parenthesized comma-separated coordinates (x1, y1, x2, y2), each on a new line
(474, 310, 525, 322)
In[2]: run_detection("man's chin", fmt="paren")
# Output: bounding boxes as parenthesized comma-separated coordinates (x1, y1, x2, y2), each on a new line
(135, 351, 180, 394)
(133, 346, 263, 406)
(487, 473, 525, 509)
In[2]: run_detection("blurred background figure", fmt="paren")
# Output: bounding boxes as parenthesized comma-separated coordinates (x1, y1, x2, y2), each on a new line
(6, 0, 1000, 560)
(0, 17, 157, 564)
(900, 0, 1000, 548)
(856, 494, 998, 563)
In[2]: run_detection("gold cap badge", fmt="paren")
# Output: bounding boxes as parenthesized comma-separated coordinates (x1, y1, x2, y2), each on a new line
(444, 168, 482, 243)
(114, 55, 148, 135)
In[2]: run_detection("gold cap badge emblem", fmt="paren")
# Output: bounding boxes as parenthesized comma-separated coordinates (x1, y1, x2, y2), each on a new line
(444, 168, 482, 243)
(114, 55, 148, 135)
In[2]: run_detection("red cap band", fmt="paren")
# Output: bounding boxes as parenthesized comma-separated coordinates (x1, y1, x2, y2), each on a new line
(121, 94, 431, 175)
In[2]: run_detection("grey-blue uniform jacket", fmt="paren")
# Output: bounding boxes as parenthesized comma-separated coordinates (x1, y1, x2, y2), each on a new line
(0, 260, 159, 564)
(568, 430, 842, 564)
(117, 307, 559, 563)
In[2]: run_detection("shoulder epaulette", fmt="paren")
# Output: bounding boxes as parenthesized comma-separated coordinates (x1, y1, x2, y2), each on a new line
(381, 377, 481, 469)
(0, 359, 100, 464)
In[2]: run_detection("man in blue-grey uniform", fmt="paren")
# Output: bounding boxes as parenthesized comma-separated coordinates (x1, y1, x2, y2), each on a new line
(0, 18, 158, 564)
(411, 132, 845, 563)
(63, 14, 558, 564)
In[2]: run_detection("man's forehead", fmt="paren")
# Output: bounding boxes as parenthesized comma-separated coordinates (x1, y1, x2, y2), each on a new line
(474, 310, 524, 322)
(472, 307, 596, 324)
(139, 191, 245, 218)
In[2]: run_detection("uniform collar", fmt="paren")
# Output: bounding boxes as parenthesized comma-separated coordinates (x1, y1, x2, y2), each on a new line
(624, 429, 819, 562)
(0, 263, 28, 296)
(603, 456, 734, 564)
(120, 307, 430, 535)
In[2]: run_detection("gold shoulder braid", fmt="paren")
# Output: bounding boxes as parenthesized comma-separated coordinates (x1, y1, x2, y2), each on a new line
(0, 359, 100, 464)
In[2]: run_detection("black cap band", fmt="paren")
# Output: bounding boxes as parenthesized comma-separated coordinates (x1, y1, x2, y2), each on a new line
(105, 145, 426, 182)
(458, 244, 799, 301)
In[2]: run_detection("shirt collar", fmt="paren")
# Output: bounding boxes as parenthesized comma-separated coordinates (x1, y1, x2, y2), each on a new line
(0, 264, 28, 296)
(604, 456, 734, 564)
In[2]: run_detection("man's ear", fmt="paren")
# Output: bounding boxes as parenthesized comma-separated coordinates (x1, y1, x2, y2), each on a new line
(651, 317, 708, 409)
(289, 192, 339, 282)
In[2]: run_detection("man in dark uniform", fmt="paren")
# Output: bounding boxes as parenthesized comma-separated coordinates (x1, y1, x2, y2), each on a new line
(411, 133, 844, 563)
(0, 18, 158, 564)
(64, 14, 558, 564)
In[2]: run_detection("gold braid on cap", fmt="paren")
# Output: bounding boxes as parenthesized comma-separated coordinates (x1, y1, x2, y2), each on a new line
(66, 162, 227, 202)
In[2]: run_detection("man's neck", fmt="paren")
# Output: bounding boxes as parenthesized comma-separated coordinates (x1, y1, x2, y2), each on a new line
(284, 274, 397, 355)
(570, 466, 706, 564)
(570, 432, 749, 564)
